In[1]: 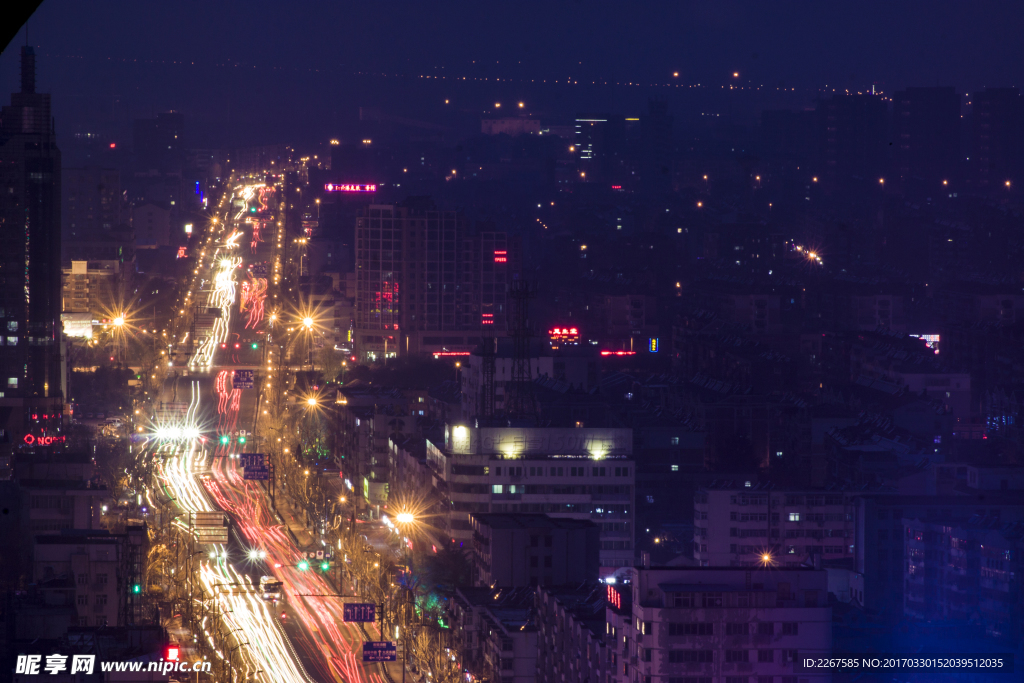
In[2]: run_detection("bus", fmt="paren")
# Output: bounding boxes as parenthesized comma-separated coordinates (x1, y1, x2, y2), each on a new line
(259, 576, 283, 602)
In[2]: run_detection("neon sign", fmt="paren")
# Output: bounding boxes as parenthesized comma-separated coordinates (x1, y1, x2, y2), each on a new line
(325, 183, 377, 192)
(607, 584, 621, 609)
(549, 327, 580, 349)
(23, 434, 66, 446)
(649, 338, 659, 353)
(433, 351, 471, 357)
(600, 350, 636, 356)
(482, 313, 494, 325)
(494, 250, 507, 263)
(177, 246, 187, 259)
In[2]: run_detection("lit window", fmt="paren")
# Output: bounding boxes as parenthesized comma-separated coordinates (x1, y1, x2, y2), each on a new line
(492, 485, 503, 494)
(7, 378, 17, 388)
(789, 512, 800, 522)
(671, 437, 679, 446)
(671, 465, 679, 472)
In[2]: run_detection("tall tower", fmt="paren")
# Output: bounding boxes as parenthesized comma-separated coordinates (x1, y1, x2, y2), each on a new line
(0, 46, 64, 440)
(503, 277, 535, 419)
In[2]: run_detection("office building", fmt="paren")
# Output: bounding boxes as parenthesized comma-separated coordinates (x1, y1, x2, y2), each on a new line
(354, 200, 518, 361)
(611, 566, 832, 683)
(694, 483, 857, 568)
(892, 86, 961, 187)
(427, 423, 635, 570)
(469, 513, 600, 587)
(0, 46, 64, 437)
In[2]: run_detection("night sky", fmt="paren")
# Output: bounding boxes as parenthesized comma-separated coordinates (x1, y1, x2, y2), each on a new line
(2, 0, 1022, 149)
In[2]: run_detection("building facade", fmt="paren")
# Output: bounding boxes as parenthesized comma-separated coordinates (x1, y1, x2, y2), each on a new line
(613, 567, 832, 683)
(353, 201, 519, 361)
(694, 484, 856, 568)
(427, 424, 635, 570)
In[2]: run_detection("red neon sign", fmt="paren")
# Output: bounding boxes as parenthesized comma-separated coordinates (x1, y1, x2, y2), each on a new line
(433, 351, 472, 357)
(325, 183, 377, 192)
(607, 584, 621, 609)
(549, 327, 580, 346)
(600, 350, 636, 356)
(482, 313, 494, 325)
(23, 434, 66, 446)
(177, 246, 187, 259)
(494, 250, 507, 263)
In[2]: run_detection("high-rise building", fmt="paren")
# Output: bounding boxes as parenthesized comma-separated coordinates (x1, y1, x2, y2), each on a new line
(132, 112, 184, 176)
(892, 86, 961, 187)
(816, 93, 888, 186)
(63, 167, 121, 243)
(641, 99, 673, 197)
(574, 114, 626, 185)
(971, 87, 1022, 189)
(0, 47, 64, 438)
(353, 200, 518, 360)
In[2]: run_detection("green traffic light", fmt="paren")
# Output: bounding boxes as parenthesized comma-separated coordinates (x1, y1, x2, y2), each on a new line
(320, 561, 329, 572)
(132, 584, 141, 594)
(297, 560, 309, 571)
(220, 435, 229, 445)
(251, 342, 258, 349)
(238, 436, 246, 444)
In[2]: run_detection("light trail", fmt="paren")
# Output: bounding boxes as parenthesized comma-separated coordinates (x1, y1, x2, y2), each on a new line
(153, 425, 314, 683)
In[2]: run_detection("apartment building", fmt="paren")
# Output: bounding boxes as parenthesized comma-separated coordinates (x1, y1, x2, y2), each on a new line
(469, 513, 600, 587)
(451, 586, 537, 683)
(426, 423, 635, 570)
(535, 583, 608, 683)
(903, 515, 1023, 643)
(33, 531, 125, 628)
(612, 566, 832, 683)
(694, 483, 856, 568)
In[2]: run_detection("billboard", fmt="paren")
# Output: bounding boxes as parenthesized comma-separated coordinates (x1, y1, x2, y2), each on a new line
(325, 183, 377, 193)
(62, 313, 94, 339)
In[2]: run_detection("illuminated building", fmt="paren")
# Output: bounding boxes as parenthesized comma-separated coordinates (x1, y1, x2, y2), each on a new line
(427, 423, 635, 570)
(61, 260, 123, 322)
(354, 200, 518, 361)
(574, 114, 626, 185)
(0, 47, 65, 438)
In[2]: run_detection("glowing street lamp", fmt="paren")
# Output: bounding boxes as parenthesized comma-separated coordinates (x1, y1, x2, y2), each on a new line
(396, 512, 415, 525)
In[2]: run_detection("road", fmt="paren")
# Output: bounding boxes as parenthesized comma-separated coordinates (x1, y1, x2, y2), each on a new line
(146, 179, 394, 683)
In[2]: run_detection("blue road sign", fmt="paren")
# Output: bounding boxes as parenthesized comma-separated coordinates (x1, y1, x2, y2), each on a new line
(362, 642, 396, 662)
(343, 603, 376, 623)
(239, 453, 266, 469)
(233, 370, 254, 389)
(243, 465, 269, 480)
